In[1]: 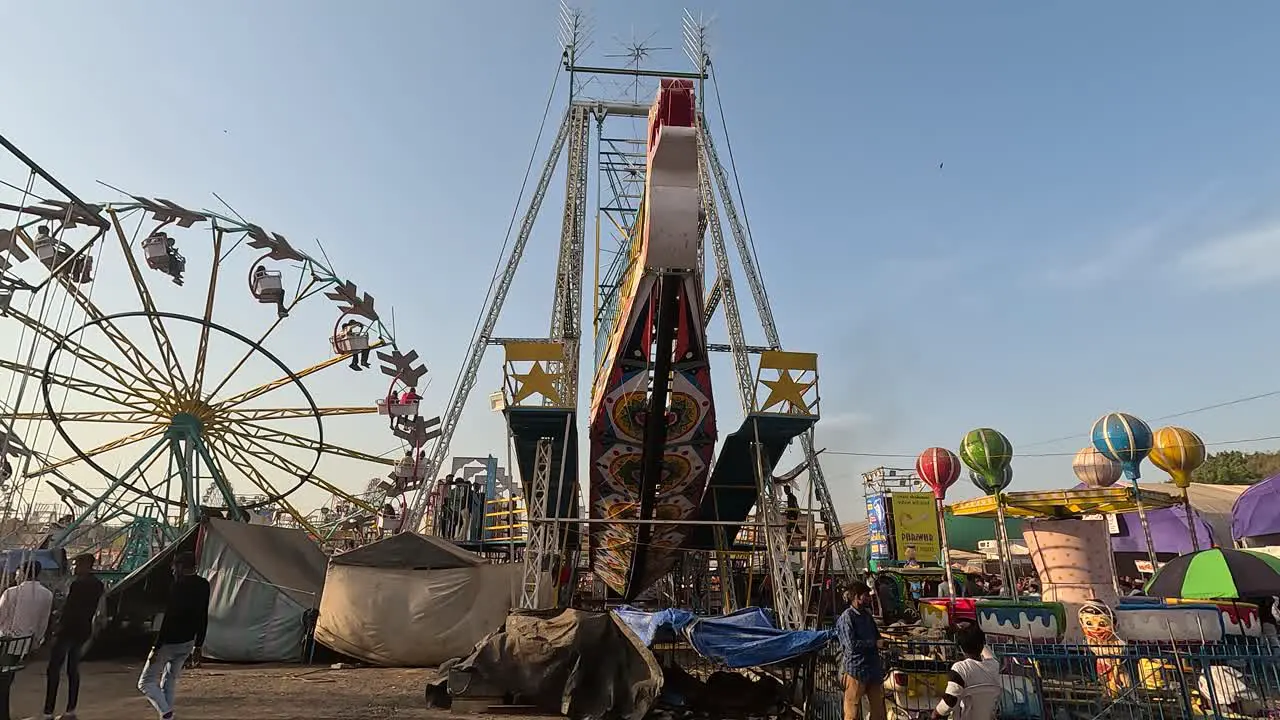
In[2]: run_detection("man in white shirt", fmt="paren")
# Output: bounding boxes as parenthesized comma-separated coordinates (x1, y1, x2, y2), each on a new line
(932, 625, 1001, 720)
(0, 561, 52, 720)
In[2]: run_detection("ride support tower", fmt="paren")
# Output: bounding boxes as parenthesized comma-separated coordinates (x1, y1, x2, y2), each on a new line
(404, 6, 852, 629)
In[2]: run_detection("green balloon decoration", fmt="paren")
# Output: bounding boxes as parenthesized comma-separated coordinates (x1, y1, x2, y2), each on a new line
(959, 428, 1014, 497)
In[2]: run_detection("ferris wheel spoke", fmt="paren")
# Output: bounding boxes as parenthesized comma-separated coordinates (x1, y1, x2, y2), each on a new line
(211, 345, 384, 412)
(200, 275, 321, 402)
(215, 406, 377, 423)
(190, 227, 225, 399)
(6, 411, 156, 423)
(44, 279, 173, 398)
(26, 424, 166, 478)
(0, 357, 155, 411)
(228, 421, 395, 466)
(209, 434, 321, 536)
(6, 306, 163, 399)
(221, 431, 378, 512)
(106, 208, 191, 394)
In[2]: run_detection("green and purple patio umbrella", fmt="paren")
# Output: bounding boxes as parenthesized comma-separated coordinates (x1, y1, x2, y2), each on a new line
(1144, 548, 1280, 599)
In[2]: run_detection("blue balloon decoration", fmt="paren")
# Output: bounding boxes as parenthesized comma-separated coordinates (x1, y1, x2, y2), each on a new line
(969, 466, 1011, 495)
(1091, 412, 1153, 482)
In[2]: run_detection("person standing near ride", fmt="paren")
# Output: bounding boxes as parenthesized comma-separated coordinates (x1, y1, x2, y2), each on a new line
(836, 581, 886, 720)
(138, 552, 209, 720)
(41, 553, 105, 720)
(931, 624, 1000, 720)
(0, 561, 52, 720)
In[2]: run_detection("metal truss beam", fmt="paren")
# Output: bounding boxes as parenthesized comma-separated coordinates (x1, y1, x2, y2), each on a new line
(408, 109, 574, 528)
(548, 105, 590, 406)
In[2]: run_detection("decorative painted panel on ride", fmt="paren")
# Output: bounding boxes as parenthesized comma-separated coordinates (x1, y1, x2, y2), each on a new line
(588, 79, 717, 599)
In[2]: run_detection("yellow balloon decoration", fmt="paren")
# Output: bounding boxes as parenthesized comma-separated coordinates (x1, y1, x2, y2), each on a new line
(1148, 426, 1206, 489)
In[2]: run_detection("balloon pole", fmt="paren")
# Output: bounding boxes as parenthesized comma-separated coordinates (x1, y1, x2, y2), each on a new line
(994, 495, 1019, 600)
(936, 496, 956, 598)
(1182, 486, 1199, 551)
(1130, 475, 1159, 574)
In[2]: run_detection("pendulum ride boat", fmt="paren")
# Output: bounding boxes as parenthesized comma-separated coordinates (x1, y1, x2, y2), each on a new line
(588, 79, 716, 599)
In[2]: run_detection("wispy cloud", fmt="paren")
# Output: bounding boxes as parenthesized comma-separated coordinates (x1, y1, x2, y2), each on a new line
(1040, 181, 1225, 290)
(1041, 218, 1166, 288)
(1176, 221, 1280, 289)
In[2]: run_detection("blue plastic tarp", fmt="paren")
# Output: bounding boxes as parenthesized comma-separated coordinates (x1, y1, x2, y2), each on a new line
(613, 606, 834, 669)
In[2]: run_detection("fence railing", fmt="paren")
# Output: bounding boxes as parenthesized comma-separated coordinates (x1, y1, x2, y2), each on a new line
(811, 637, 1280, 720)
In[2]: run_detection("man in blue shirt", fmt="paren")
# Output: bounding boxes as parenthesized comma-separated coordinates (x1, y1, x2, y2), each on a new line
(836, 581, 886, 720)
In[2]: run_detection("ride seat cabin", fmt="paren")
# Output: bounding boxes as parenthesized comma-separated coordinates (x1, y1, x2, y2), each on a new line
(391, 455, 427, 481)
(251, 269, 284, 304)
(377, 397, 420, 417)
(34, 237, 93, 283)
(142, 234, 173, 271)
(332, 324, 370, 355)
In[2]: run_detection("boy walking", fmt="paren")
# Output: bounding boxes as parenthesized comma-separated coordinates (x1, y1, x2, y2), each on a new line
(137, 553, 209, 720)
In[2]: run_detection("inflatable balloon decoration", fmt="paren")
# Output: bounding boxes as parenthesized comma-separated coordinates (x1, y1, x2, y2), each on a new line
(1072, 447, 1123, 489)
(916, 447, 962, 598)
(1149, 426, 1207, 551)
(1092, 412, 1157, 570)
(959, 428, 1018, 598)
(968, 465, 1012, 495)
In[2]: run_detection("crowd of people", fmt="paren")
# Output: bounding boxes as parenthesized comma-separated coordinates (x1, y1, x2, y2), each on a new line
(429, 474, 491, 542)
(0, 551, 208, 720)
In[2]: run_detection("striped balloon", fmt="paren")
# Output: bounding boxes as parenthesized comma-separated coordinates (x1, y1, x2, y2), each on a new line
(1072, 447, 1123, 489)
(959, 428, 1014, 496)
(1149, 426, 1206, 489)
(969, 466, 1012, 495)
(1091, 412, 1152, 481)
(916, 447, 962, 500)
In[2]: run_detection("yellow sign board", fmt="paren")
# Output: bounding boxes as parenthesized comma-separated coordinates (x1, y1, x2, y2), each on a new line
(891, 492, 940, 563)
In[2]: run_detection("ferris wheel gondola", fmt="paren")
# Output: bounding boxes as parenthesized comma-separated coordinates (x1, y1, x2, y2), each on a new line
(0, 167, 438, 554)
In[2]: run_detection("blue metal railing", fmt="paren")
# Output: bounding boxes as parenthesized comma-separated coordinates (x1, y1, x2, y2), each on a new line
(811, 637, 1280, 720)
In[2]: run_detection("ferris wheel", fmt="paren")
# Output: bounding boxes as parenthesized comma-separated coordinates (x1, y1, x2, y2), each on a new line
(0, 158, 440, 551)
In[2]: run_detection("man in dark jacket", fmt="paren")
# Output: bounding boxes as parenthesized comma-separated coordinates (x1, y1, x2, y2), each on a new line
(137, 552, 209, 720)
(42, 553, 104, 719)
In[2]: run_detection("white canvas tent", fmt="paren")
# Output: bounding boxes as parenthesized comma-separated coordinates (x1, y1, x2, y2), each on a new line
(315, 533, 544, 667)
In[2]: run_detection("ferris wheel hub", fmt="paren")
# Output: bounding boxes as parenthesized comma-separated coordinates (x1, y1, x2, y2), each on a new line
(167, 411, 205, 436)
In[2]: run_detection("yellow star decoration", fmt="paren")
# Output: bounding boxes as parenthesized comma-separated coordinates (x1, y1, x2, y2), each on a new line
(511, 361, 562, 405)
(758, 369, 814, 414)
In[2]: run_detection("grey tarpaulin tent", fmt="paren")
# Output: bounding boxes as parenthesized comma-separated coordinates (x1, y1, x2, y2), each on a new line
(94, 518, 326, 662)
(316, 533, 549, 667)
(200, 518, 327, 662)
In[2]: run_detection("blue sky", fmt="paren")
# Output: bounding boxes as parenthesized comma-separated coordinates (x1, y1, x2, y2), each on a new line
(4, 2, 1280, 519)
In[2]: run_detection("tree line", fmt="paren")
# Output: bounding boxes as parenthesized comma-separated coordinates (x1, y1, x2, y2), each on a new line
(1192, 449, 1280, 485)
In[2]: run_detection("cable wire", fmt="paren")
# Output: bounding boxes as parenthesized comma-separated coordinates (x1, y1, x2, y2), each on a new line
(825, 432, 1280, 460)
(1018, 389, 1280, 450)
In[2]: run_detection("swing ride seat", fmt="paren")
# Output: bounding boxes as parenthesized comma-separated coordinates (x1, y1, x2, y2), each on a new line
(251, 270, 284, 303)
(331, 330, 370, 355)
(74, 255, 93, 283)
(141, 236, 171, 271)
(684, 413, 816, 551)
(32, 238, 59, 265)
(392, 457, 427, 480)
(376, 398, 420, 417)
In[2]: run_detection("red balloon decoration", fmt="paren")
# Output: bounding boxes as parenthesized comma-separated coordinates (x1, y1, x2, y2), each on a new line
(916, 447, 962, 500)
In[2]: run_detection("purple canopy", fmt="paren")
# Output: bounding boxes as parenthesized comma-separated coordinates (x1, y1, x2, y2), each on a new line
(1109, 506, 1216, 554)
(1232, 474, 1280, 541)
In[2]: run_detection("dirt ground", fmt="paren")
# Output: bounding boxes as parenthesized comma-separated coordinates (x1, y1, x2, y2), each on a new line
(10, 661, 465, 719)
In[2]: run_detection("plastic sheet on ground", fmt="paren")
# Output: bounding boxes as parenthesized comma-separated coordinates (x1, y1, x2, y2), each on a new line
(612, 606, 834, 669)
